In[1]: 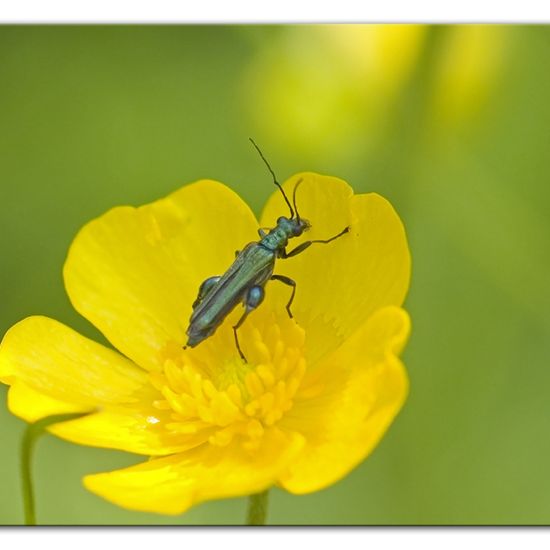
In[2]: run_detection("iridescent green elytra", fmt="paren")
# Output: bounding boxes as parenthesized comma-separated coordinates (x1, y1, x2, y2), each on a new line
(185, 140, 349, 362)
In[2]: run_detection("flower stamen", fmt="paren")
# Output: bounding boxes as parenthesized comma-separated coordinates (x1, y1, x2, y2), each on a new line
(150, 320, 307, 448)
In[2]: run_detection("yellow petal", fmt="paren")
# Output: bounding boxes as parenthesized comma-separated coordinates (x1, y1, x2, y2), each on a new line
(0, 316, 148, 404)
(84, 427, 305, 515)
(64, 180, 259, 371)
(0, 316, 193, 455)
(7, 379, 90, 420)
(278, 306, 410, 494)
(50, 406, 209, 456)
(260, 172, 411, 363)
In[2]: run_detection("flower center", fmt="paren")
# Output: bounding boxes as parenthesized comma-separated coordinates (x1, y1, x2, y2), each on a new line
(150, 320, 306, 450)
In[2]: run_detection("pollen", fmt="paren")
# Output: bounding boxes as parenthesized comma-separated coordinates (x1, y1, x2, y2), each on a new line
(150, 319, 307, 449)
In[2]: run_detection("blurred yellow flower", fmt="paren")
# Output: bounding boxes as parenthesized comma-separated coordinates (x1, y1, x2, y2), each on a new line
(243, 25, 427, 161)
(430, 25, 508, 128)
(243, 24, 509, 161)
(0, 174, 410, 515)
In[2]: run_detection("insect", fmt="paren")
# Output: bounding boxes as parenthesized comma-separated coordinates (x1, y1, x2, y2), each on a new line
(185, 139, 349, 362)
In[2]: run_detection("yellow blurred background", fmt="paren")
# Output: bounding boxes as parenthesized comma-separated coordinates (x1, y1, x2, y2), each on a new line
(1, 24, 549, 524)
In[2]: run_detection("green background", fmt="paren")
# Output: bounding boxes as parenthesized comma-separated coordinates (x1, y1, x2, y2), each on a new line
(1, 25, 549, 525)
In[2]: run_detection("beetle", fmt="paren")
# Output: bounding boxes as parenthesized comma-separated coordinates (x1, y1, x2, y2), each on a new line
(185, 139, 349, 362)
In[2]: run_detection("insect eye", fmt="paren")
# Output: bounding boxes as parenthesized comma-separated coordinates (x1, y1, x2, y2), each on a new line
(277, 216, 287, 224)
(296, 219, 310, 235)
(293, 224, 304, 236)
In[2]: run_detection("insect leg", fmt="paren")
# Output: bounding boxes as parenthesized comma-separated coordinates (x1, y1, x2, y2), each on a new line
(192, 276, 221, 309)
(233, 285, 265, 362)
(270, 274, 296, 318)
(282, 226, 350, 259)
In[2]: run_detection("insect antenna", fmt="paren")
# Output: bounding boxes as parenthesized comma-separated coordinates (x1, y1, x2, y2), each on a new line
(292, 178, 303, 223)
(249, 138, 294, 218)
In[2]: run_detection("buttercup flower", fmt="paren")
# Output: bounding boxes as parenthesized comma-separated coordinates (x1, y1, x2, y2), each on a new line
(243, 25, 426, 161)
(430, 25, 509, 128)
(0, 173, 410, 516)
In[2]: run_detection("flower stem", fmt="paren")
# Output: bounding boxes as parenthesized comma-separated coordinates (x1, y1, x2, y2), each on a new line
(20, 412, 91, 525)
(20, 424, 37, 525)
(246, 489, 269, 525)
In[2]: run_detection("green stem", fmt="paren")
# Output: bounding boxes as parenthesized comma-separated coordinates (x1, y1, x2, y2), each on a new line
(246, 489, 269, 525)
(20, 424, 36, 525)
(20, 412, 91, 525)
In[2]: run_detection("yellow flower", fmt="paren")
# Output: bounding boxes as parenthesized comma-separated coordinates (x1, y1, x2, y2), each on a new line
(0, 173, 411, 516)
(243, 25, 427, 161)
(243, 25, 510, 163)
(430, 25, 509, 128)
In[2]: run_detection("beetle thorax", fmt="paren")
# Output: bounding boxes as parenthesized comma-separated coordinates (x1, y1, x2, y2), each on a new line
(262, 222, 292, 250)
(261, 216, 307, 251)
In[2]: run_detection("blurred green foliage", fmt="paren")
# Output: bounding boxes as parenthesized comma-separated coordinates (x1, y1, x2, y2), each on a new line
(1, 25, 550, 525)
